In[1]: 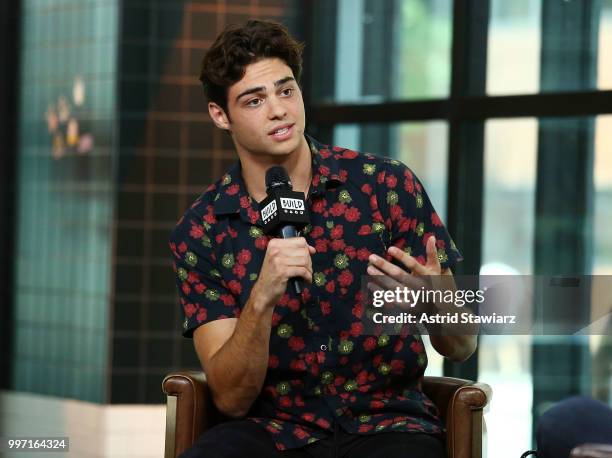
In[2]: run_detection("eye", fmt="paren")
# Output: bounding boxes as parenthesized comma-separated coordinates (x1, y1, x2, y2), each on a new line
(246, 98, 262, 107)
(281, 87, 294, 97)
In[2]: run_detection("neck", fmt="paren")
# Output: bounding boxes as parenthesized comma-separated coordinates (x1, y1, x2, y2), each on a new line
(239, 136, 312, 203)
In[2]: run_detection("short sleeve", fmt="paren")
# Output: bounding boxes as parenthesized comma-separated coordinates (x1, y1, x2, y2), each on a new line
(169, 210, 239, 338)
(377, 159, 463, 271)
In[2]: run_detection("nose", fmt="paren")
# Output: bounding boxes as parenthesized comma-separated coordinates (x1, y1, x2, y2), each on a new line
(267, 94, 287, 120)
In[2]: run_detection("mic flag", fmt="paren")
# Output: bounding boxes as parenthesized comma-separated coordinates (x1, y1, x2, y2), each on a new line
(259, 166, 310, 236)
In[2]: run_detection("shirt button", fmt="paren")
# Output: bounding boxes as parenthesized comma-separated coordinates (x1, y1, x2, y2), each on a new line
(320, 344, 328, 351)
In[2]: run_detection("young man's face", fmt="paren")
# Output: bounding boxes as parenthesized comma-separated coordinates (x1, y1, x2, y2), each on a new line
(209, 57, 306, 160)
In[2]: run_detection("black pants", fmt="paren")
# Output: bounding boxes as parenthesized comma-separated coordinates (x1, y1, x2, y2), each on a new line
(180, 419, 446, 458)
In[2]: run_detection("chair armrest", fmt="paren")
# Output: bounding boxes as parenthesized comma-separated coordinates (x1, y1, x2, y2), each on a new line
(423, 376, 492, 458)
(162, 371, 219, 458)
(570, 444, 612, 458)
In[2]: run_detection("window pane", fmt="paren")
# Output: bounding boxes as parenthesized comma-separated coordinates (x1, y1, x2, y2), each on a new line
(487, 0, 612, 94)
(594, 115, 612, 274)
(481, 118, 537, 457)
(310, 0, 452, 103)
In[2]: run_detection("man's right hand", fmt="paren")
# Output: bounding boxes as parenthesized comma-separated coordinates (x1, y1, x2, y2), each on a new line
(250, 237, 316, 309)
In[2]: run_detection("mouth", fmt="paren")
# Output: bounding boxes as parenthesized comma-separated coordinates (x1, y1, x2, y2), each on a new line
(268, 123, 294, 140)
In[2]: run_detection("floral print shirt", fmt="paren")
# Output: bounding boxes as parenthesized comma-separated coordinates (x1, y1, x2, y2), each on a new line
(169, 136, 463, 450)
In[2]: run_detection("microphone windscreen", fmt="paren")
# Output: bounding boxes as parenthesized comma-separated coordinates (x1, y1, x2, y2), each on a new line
(265, 166, 292, 191)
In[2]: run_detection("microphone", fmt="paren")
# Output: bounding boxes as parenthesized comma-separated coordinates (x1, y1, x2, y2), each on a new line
(259, 166, 310, 295)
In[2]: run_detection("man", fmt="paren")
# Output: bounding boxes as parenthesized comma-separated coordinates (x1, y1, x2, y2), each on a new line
(169, 19, 476, 458)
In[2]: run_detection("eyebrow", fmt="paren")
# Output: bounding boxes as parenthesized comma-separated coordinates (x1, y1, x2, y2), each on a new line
(235, 76, 296, 102)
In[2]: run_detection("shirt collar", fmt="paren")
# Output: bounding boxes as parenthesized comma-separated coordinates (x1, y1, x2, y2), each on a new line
(212, 135, 344, 221)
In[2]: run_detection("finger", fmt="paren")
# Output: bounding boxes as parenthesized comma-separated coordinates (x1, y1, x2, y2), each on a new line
(387, 246, 429, 276)
(308, 245, 316, 254)
(367, 254, 412, 284)
(425, 235, 441, 272)
(367, 265, 403, 291)
(285, 266, 313, 283)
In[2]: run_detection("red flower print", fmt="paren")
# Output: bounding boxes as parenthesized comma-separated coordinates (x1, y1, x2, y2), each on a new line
(312, 199, 326, 214)
(315, 418, 330, 429)
(320, 301, 331, 315)
(357, 247, 370, 261)
(220, 294, 235, 306)
(345, 207, 361, 222)
(363, 337, 377, 351)
(310, 225, 324, 238)
(390, 205, 403, 221)
(187, 271, 199, 284)
(288, 336, 306, 352)
(345, 245, 356, 259)
(329, 202, 346, 216)
(227, 280, 242, 295)
(293, 427, 308, 440)
(247, 208, 259, 224)
(301, 413, 315, 422)
(189, 223, 204, 239)
(405, 178, 414, 194)
(290, 359, 306, 371)
(239, 196, 250, 208)
(181, 282, 191, 295)
(315, 238, 328, 252)
(226, 184, 239, 195)
(330, 225, 344, 239)
(288, 299, 300, 312)
(237, 249, 252, 265)
(343, 149, 358, 159)
(325, 281, 335, 293)
(184, 303, 196, 318)
(410, 340, 424, 353)
(337, 270, 354, 287)
(359, 424, 374, 433)
(361, 183, 372, 195)
(203, 212, 216, 224)
(178, 241, 187, 253)
(398, 217, 412, 232)
(279, 396, 293, 408)
(331, 239, 346, 251)
(385, 174, 397, 188)
(370, 400, 385, 409)
(349, 322, 363, 337)
(255, 236, 269, 250)
(194, 283, 206, 294)
(196, 307, 206, 323)
(352, 303, 363, 319)
(232, 263, 246, 278)
(358, 225, 371, 235)
(431, 212, 442, 226)
(369, 195, 378, 211)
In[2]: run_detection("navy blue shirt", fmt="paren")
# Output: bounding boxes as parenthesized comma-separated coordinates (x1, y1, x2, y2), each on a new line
(169, 136, 463, 450)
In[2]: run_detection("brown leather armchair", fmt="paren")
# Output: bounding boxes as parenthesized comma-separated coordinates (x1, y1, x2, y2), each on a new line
(162, 371, 492, 458)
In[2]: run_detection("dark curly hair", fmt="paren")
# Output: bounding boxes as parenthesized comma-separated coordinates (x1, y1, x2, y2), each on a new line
(199, 20, 304, 114)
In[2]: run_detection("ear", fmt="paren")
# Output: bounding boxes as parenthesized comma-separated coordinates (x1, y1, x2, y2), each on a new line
(208, 102, 231, 131)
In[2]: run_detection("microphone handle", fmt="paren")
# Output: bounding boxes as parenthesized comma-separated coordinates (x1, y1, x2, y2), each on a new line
(279, 225, 304, 295)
